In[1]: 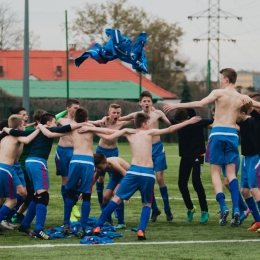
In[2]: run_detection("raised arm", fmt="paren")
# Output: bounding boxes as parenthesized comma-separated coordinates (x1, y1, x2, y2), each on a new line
(157, 110, 172, 126)
(37, 124, 67, 138)
(118, 112, 137, 122)
(148, 116, 202, 136)
(97, 128, 136, 141)
(17, 129, 40, 144)
(163, 90, 220, 113)
(4, 128, 34, 136)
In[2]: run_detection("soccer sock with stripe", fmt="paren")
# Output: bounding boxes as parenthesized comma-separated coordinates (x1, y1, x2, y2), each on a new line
(138, 206, 151, 232)
(160, 186, 170, 212)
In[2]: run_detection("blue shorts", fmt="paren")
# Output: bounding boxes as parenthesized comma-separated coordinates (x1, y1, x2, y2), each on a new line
(95, 146, 119, 177)
(0, 163, 19, 199)
(152, 141, 167, 172)
(116, 165, 155, 203)
(13, 163, 26, 187)
(26, 157, 50, 191)
(55, 145, 73, 177)
(221, 156, 240, 178)
(106, 174, 123, 190)
(240, 155, 260, 189)
(66, 155, 95, 194)
(206, 127, 239, 165)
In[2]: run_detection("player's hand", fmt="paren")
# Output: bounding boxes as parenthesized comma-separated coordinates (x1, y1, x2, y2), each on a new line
(189, 116, 202, 124)
(78, 126, 89, 133)
(36, 124, 42, 129)
(150, 106, 156, 112)
(242, 95, 252, 105)
(100, 116, 109, 127)
(163, 104, 177, 114)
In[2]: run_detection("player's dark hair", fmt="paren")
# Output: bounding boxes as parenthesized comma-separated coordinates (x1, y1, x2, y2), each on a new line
(11, 107, 26, 115)
(66, 99, 79, 108)
(240, 105, 247, 114)
(8, 115, 23, 129)
(174, 108, 188, 122)
(94, 153, 107, 166)
(40, 113, 55, 124)
(139, 91, 152, 102)
(219, 68, 237, 84)
(0, 119, 8, 130)
(33, 109, 47, 122)
(75, 107, 88, 123)
(134, 113, 150, 128)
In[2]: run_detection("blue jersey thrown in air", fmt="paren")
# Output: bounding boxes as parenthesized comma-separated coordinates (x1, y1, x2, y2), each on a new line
(75, 29, 148, 74)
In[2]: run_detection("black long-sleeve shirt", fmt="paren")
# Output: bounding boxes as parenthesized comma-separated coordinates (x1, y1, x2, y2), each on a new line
(238, 116, 258, 156)
(9, 125, 71, 160)
(168, 117, 213, 158)
(250, 110, 260, 156)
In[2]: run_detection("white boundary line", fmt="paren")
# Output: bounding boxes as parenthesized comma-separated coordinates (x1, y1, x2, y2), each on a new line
(1, 239, 260, 249)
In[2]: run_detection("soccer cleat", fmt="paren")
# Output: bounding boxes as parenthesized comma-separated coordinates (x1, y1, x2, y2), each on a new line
(11, 212, 24, 224)
(0, 220, 14, 230)
(239, 208, 250, 225)
(187, 206, 196, 222)
(92, 226, 101, 236)
(247, 221, 260, 231)
(18, 224, 30, 235)
(77, 227, 86, 238)
(200, 211, 209, 224)
(115, 223, 126, 229)
(72, 205, 81, 218)
(165, 210, 173, 221)
(137, 230, 146, 240)
(219, 207, 229, 226)
(63, 223, 71, 235)
(31, 229, 50, 240)
(70, 212, 78, 222)
(230, 210, 240, 227)
(150, 209, 161, 222)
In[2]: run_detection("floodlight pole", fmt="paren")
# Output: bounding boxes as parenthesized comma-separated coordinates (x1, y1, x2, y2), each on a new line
(65, 10, 69, 99)
(23, 0, 30, 120)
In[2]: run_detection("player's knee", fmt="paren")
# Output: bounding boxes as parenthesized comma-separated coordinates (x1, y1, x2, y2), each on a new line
(67, 189, 77, 199)
(6, 199, 17, 209)
(98, 176, 105, 183)
(82, 193, 91, 202)
(35, 192, 49, 206)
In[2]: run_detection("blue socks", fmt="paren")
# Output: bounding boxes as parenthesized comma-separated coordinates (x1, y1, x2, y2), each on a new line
(138, 206, 151, 232)
(80, 202, 91, 228)
(96, 182, 104, 206)
(116, 202, 125, 224)
(160, 186, 170, 212)
(151, 192, 159, 212)
(64, 198, 74, 225)
(229, 179, 239, 212)
(21, 201, 37, 228)
(238, 192, 248, 211)
(96, 201, 118, 227)
(245, 197, 260, 222)
(35, 204, 47, 232)
(216, 192, 227, 212)
(0, 205, 11, 222)
(61, 185, 67, 203)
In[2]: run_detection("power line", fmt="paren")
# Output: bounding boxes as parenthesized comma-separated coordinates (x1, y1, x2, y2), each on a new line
(188, 0, 242, 82)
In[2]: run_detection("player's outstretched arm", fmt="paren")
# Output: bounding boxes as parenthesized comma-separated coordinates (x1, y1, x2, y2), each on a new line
(118, 112, 137, 121)
(163, 90, 220, 113)
(37, 124, 67, 138)
(17, 129, 40, 144)
(78, 126, 116, 135)
(97, 128, 136, 141)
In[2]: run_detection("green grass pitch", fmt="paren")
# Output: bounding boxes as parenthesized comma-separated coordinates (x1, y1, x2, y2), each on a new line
(1, 143, 260, 260)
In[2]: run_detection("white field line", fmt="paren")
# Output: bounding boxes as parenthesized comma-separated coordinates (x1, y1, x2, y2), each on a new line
(1, 239, 260, 249)
(50, 195, 229, 201)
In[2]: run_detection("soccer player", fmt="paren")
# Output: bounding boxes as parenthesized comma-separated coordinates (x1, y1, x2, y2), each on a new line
(0, 115, 40, 234)
(55, 99, 81, 222)
(90, 104, 133, 213)
(91, 113, 201, 240)
(163, 68, 260, 226)
(118, 91, 174, 221)
(6, 113, 84, 239)
(168, 108, 212, 224)
(38, 108, 133, 238)
(237, 104, 260, 231)
(93, 153, 130, 228)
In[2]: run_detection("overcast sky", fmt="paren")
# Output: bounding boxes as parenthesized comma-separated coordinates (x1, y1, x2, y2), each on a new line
(5, 0, 260, 80)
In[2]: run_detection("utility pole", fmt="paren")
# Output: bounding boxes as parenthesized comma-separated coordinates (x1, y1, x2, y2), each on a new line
(188, 0, 242, 84)
(23, 0, 30, 120)
(65, 10, 69, 99)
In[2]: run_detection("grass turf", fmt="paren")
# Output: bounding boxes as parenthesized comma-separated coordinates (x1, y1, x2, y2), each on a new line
(0, 143, 259, 260)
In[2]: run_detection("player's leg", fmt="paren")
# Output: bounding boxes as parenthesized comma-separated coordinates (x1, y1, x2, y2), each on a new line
(178, 157, 195, 222)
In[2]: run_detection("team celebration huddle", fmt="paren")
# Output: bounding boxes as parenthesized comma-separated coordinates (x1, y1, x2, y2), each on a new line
(1, 68, 260, 241)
